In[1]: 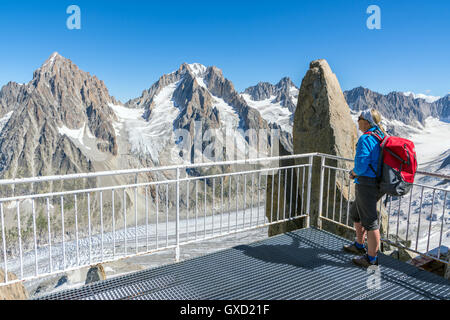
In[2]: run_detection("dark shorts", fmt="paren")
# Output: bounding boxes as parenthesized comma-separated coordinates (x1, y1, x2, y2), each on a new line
(349, 177, 385, 231)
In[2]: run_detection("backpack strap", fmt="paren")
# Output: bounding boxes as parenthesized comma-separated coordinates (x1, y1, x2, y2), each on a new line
(365, 129, 384, 143)
(385, 147, 407, 164)
(368, 164, 377, 176)
(364, 128, 385, 179)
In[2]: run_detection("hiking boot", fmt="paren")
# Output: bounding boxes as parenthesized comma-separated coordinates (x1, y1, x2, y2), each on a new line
(352, 254, 379, 268)
(343, 242, 366, 255)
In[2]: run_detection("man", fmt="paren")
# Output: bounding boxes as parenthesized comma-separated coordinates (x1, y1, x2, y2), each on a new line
(343, 109, 386, 267)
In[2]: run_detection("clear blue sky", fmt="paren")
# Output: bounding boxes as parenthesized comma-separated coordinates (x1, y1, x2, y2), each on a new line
(0, 0, 449, 102)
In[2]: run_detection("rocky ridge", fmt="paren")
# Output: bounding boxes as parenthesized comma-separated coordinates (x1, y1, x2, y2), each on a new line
(344, 86, 449, 127)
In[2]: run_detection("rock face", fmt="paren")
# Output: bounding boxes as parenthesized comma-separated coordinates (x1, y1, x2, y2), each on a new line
(0, 81, 25, 117)
(127, 63, 269, 167)
(293, 59, 357, 169)
(242, 78, 299, 153)
(292, 59, 357, 237)
(343, 87, 448, 127)
(0, 269, 29, 300)
(266, 59, 390, 239)
(440, 154, 450, 170)
(243, 77, 298, 113)
(0, 52, 119, 186)
(434, 94, 450, 122)
(0, 53, 133, 259)
(85, 264, 107, 284)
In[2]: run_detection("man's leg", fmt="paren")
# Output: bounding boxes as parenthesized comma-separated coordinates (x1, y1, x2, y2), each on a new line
(354, 222, 366, 245)
(366, 191, 384, 257)
(367, 229, 380, 257)
(344, 195, 366, 254)
(352, 183, 380, 266)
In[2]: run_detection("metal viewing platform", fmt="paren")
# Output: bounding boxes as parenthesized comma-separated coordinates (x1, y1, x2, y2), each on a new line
(1, 153, 449, 300)
(37, 227, 450, 300)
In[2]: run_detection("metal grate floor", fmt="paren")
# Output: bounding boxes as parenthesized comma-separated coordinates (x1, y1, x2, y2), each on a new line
(37, 228, 450, 300)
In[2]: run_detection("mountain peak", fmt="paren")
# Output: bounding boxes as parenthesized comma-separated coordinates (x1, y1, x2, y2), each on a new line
(276, 77, 295, 89)
(40, 52, 68, 69)
(243, 77, 297, 103)
(187, 63, 207, 77)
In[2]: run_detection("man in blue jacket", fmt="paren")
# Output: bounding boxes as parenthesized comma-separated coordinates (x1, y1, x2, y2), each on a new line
(344, 109, 386, 267)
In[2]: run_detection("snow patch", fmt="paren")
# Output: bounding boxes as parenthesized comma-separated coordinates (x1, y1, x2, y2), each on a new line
(0, 110, 13, 133)
(188, 63, 207, 77)
(403, 91, 441, 103)
(241, 93, 292, 133)
(211, 96, 240, 128)
(289, 85, 299, 96)
(56, 121, 109, 161)
(195, 76, 208, 89)
(57, 122, 92, 150)
(109, 80, 182, 163)
(409, 117, 450, 165)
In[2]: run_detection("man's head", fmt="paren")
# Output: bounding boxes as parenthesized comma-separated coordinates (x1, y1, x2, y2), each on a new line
(357, 109, 382, 133)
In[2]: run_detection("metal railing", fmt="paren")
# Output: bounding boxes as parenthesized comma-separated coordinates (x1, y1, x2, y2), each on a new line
(0, 152, 448, 288)
(0, 153, 315, 287)
(316, 154, 449, 265)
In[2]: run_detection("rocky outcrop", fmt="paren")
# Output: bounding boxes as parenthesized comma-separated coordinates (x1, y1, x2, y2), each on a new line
(0, 269, 29, 300)
(266, 59, 390, 239)
(0, 81, 25, 117)
(292, 59, 357, 238)
(85, 264, 107, 284)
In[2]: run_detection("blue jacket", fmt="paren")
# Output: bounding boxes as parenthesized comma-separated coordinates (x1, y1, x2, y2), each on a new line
(353, 126, 385, 184)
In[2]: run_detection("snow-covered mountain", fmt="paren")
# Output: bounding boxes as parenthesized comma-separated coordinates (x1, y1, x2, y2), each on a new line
(241, 78, 298, 152)
(123, 62, 273, 168)
(242, 77, 298, 113)
(0, 57, 275, 185)
(344, 87, 450, 128)
(1, 54, 447, 186)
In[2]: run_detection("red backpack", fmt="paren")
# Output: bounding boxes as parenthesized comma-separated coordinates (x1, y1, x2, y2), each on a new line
(365, 129, 418, 196)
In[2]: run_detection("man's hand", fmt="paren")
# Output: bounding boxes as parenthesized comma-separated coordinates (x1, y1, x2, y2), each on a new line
(349, 170, 356, 180)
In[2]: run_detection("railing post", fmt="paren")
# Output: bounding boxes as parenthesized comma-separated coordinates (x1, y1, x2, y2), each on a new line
(175, 167, 180, 262)
(317, 156, 325, 230)
(305, 155, 313, 228)
(0, 202, 7, 284)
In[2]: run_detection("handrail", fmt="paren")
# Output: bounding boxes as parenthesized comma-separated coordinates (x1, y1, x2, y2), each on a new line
(0, 153, 319, 186)
(0, 152, 447, 186)
(416, 170, 450, 180)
